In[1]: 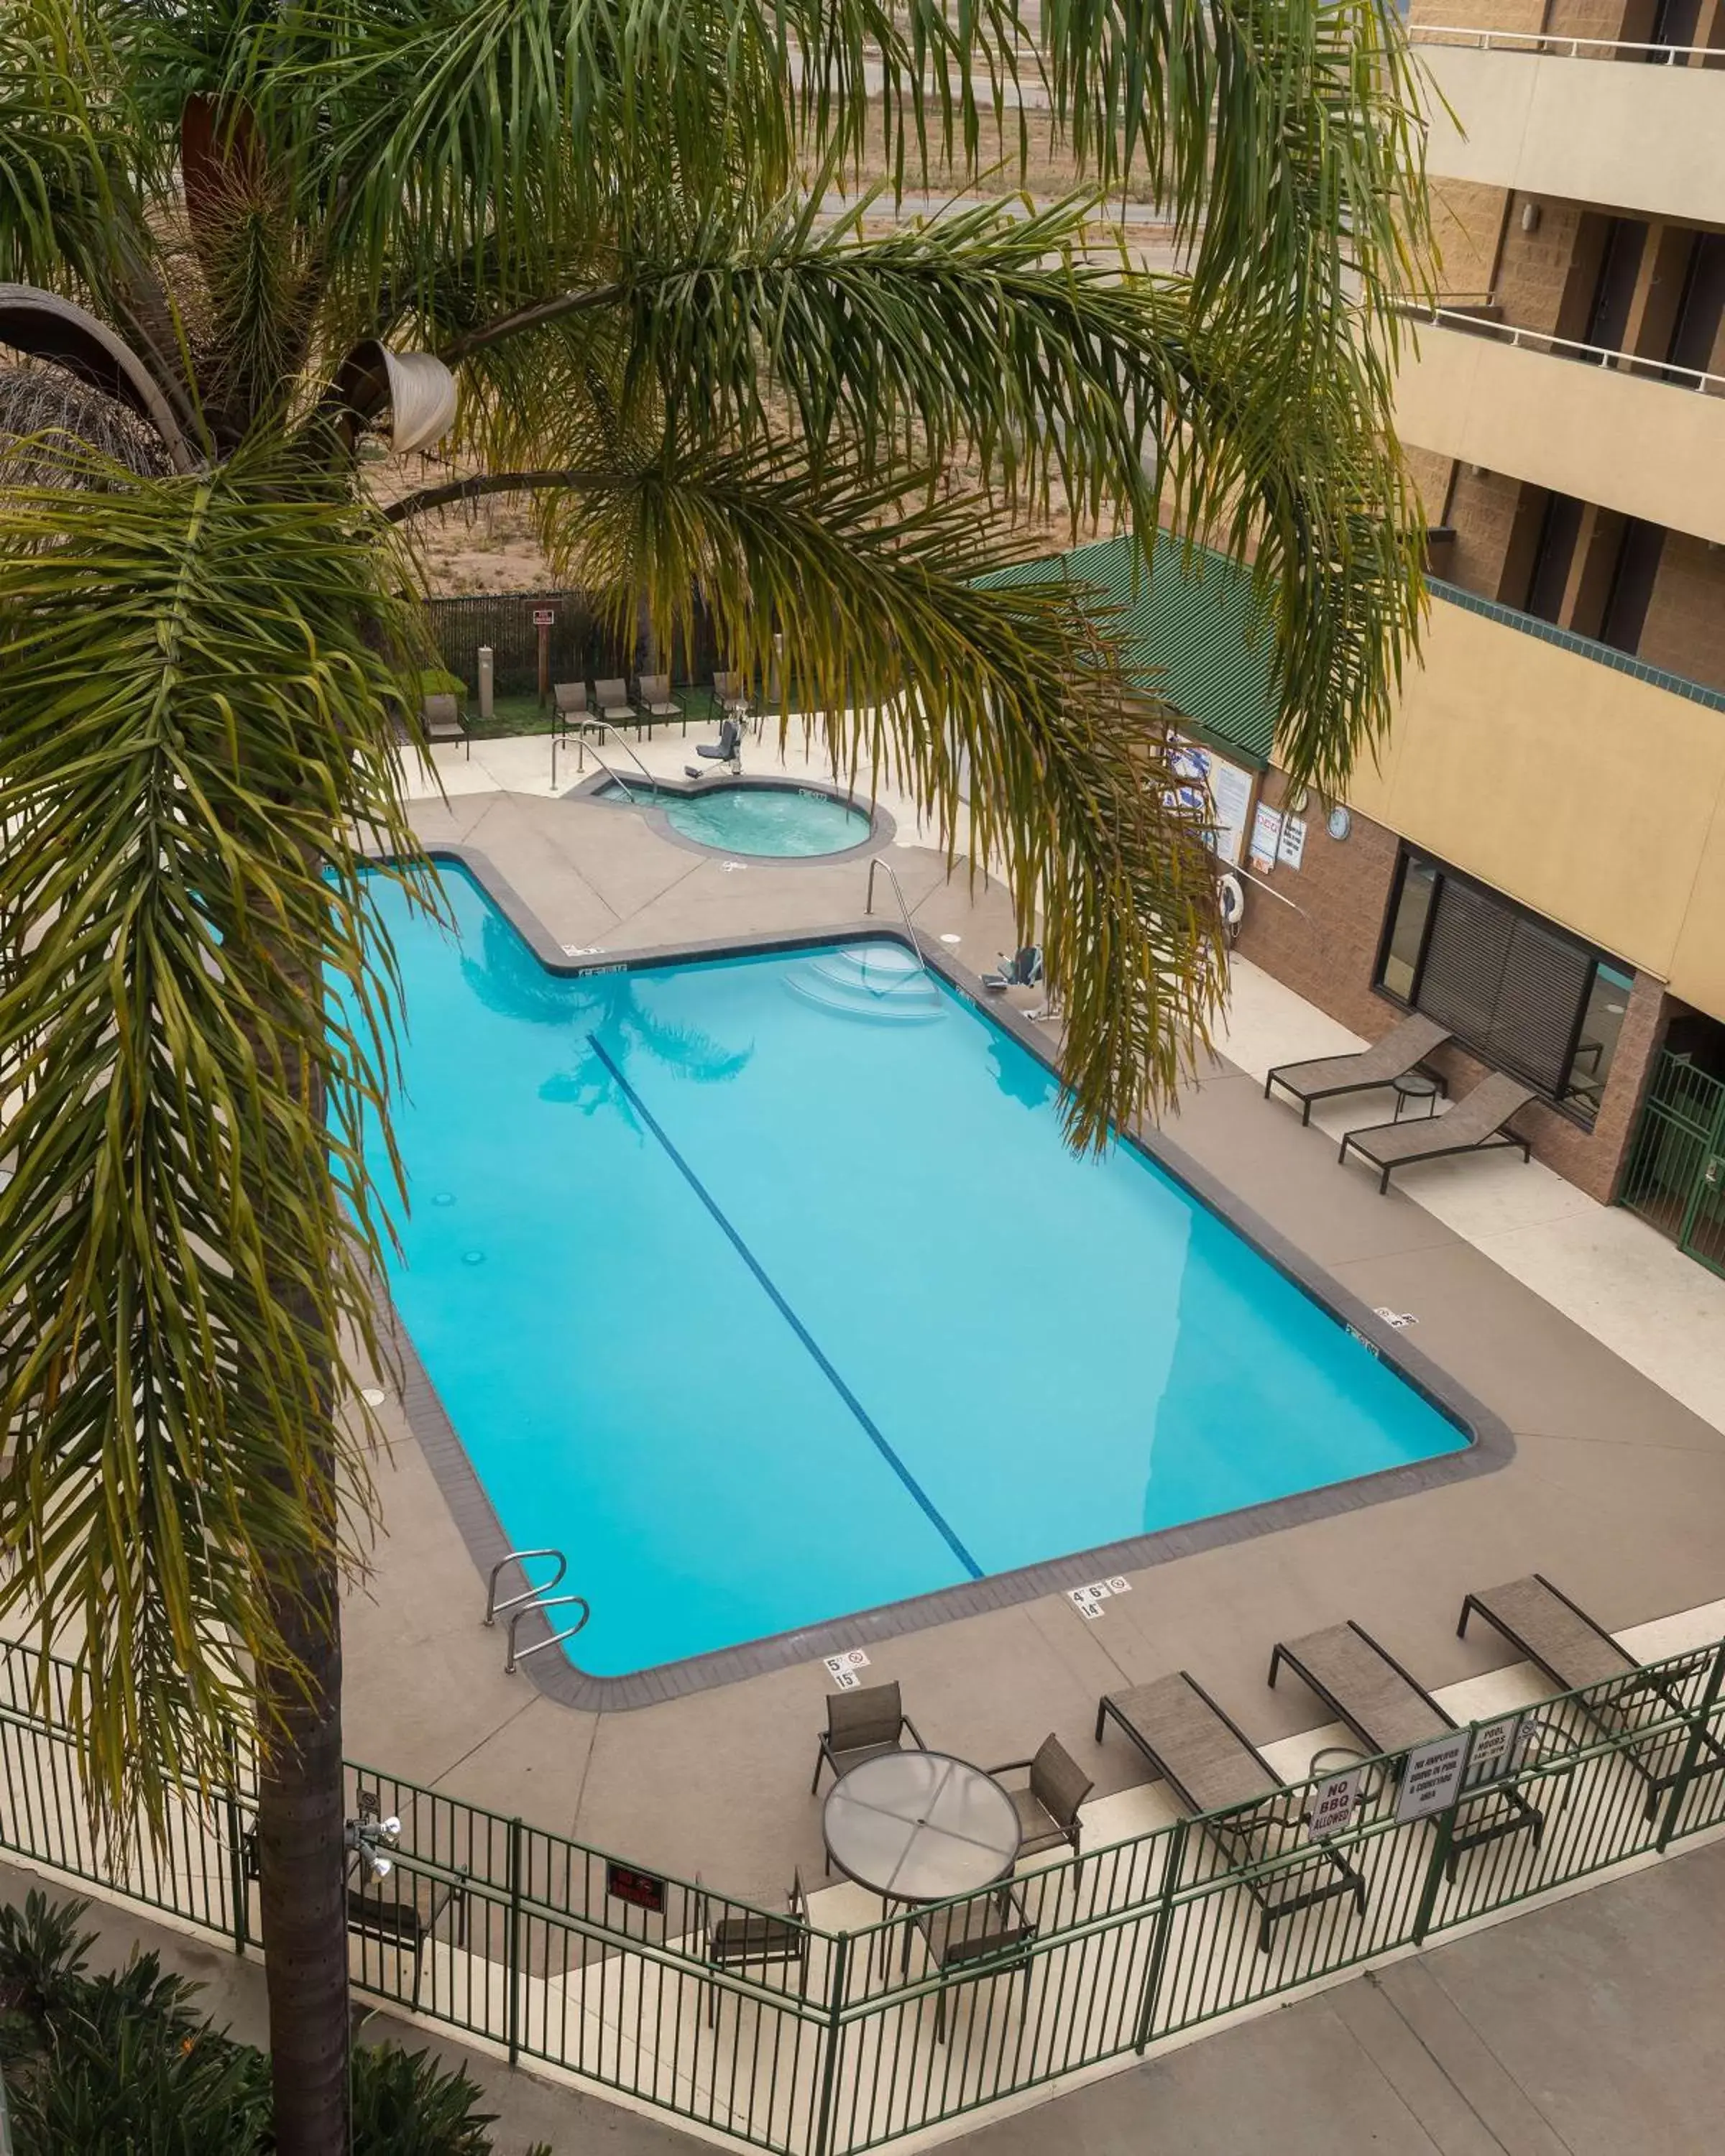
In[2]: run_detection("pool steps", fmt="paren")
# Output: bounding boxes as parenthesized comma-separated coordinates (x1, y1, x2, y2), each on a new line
(784, 946, 945, 1023)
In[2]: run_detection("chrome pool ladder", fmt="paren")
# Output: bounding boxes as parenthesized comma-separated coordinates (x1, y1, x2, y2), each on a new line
(484, 1548, 592, 1674)
(862, 855, 931, 979)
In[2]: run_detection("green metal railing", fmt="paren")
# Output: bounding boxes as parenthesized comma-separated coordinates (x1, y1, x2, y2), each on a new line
(1622, 1049, 1725, 1278)
(2, 1630, 1724, 2152)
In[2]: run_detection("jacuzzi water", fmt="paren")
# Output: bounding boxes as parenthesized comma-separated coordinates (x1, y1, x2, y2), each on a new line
(354, 863, 1468, 1677)
(592, 779, 870, 858)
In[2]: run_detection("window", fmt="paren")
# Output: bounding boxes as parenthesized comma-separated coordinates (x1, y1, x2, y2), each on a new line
(1376, 852, 1632, 1125)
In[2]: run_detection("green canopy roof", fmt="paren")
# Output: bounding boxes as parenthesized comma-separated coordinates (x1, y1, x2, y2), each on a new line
(977, 533, 1277, 767)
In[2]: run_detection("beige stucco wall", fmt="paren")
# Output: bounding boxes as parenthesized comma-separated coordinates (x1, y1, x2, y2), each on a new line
(1419, 46, 1725, 228)
(1395, 326, 1725, 545)
(1347, 601, 1725, 1017)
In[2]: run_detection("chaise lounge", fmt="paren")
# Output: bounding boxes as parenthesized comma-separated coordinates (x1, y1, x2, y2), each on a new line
(1458, 1575, 1725, 1820)
(1095, 1672, 1368, 1950)
(1264, 1013, 1449, 1126)
(1338, 1071, 1535, 1194)
(1269, 1619, 1544, 1875)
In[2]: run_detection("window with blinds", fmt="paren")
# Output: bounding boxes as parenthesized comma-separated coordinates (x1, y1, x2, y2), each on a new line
(1376, 852, 1629, 1123)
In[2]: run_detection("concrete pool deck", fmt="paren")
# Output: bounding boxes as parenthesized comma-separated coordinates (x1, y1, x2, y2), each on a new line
(340, 729, 1725, 1907)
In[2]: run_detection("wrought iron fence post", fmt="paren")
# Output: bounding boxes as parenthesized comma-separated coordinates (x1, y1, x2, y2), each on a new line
(811, 1929, 851, 2156)
(1657, 1640, 1725, 1852)
(1411, 1804, 1458, 1945)
(1133, 1818, 1188, 2055)
(506, 1815, 524, 2065)
(223, 1733, 249, 1955)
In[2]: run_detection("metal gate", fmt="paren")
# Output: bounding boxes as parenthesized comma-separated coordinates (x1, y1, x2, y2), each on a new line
(1621, 1049, 1725, 1277)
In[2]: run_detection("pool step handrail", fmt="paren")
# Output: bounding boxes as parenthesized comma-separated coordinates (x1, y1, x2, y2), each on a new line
(505, 1593, 592, 1674)
(862, 856, 931, 979)
(484, 1549, 592, 1673)
(550, 721, 655, 798)
(484, 1547, 568, 1623)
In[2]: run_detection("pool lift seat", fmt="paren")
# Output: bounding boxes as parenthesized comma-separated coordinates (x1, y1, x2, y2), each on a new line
(686, 714, 743, 779)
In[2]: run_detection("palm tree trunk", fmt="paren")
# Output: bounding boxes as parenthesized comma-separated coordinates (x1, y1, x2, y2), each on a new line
(255, 1506, 351, 2156)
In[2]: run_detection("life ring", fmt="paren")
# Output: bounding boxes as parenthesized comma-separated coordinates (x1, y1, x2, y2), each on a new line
(1218, 872, 1246, 929)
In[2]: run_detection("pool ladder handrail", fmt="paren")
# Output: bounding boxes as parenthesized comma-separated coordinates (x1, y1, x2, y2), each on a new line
(862, 855, 931, 980)
(550, 719, 656, 799)
(484, 1547, 592, 1674)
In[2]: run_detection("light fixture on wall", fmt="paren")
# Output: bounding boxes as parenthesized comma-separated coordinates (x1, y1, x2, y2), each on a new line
(1519, 201, 1542, 234)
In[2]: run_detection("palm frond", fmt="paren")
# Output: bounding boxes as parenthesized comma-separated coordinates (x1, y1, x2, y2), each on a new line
(0, 448, 435, 1830)
(543, 439, 1225, 1146)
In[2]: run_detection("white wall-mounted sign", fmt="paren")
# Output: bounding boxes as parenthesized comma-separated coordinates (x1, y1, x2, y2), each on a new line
(1396, 1730, 1473, 1823)
(1276, 814, 1307, 872)
(1169, 736, 1256, 868)
(1307, 1770, 1363, 1842)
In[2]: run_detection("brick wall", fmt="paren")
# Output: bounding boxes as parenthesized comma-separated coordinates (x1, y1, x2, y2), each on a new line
(1232, 773, 1670, 1202)
(1638, 533, 1725, 691)
(1496, 197, 1597, 336)
(1429, 178, 1504, 300)
(1442, 467, 1536, 598)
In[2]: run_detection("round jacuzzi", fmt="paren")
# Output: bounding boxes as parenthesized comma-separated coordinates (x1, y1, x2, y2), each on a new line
(590, 779, 878, 860)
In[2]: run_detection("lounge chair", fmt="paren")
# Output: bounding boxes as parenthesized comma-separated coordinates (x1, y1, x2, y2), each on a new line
(1339, 1071, 1535, 1194)
(1458, 1575, 1725, 1820)
(686, 714, 743, 778)
(981, 947, 1043, 994)
(637, 673, 686, 734)
(1094, 1672, 1367, 1950)
(698, 1871, 809, 2027)
(1265, 1013, 1450, 1126)
(1269, 1620, 1543, 1875)
(908, 1880, 1036, 2040)
(987, 1735, 1092, 1860)
(810, 1680, 925, 1796)
(594, 677, 639, 734)
(420, 691, 470, 760)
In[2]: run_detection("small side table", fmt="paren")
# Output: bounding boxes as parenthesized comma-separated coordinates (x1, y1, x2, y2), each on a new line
(1390, 1069, 1443, 1123)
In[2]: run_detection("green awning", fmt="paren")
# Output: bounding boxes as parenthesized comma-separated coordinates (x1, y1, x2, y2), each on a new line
(976, 533, 1278, 767)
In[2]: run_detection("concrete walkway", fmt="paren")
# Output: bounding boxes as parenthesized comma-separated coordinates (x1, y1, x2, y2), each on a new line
(9, 1833, 1721, 2155)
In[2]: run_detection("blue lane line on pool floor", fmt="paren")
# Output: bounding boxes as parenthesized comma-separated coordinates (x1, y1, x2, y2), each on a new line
(587, 1034, 984, 1582)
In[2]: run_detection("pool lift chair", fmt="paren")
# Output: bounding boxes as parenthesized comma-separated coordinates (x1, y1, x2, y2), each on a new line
(686, 713, 744, 779)
(981, 946, 1043, 994)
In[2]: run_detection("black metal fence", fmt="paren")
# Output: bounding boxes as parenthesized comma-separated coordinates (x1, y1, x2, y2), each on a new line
(2, 1629, 1724, 2152)
(422, 591, 722, 698)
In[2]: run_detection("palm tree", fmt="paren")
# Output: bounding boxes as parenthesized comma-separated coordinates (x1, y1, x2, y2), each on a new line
(0, 0, 1430, 2149)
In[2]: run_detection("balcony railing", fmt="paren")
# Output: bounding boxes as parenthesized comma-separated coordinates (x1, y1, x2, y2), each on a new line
(1397, 302, 1725, 398)
(1409, 24, 1720, 62)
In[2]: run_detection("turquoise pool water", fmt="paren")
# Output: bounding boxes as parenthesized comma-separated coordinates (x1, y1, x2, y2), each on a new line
(594, 779, 871, 857)
(362, 865, 1467, 1677)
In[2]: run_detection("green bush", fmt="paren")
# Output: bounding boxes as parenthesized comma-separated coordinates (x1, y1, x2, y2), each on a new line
(420, 665, 466, 696)
(0, 1893, 551, 2154)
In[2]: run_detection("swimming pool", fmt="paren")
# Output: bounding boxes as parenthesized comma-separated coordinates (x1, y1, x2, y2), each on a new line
(591, 779, 873, 858)
(362, 864, 1469, 1681)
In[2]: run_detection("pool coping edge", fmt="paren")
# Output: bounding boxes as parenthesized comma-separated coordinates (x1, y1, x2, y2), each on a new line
(379, 842, 1516, 1714)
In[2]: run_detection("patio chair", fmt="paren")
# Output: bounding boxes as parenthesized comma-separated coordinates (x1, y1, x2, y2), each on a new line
(987, 1734, 1092, 1860)
(637, 673, 686, 734)
(420, 691, 470, 760)
(1458, 1575, 1725, 1820)
(811, 1680, 925, 1795)
(686, 714, 743, 778)
(908, 1880, 1036, 2041)
(1094, 1672, 1367, 1951)
(552, 680, 592, 740)
(1338, 1071, 1535, 1194)
(594, 678, 640, 734)
(1264, 1013, 1450, 1126)
(346, 1861, 469, 2009)
(713, 670, 760, 737)
(1269, 1620, 1544, 1876)
(697, 1871, 809, 2028)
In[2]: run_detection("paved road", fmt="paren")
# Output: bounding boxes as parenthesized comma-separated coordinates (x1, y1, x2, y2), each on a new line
(6, 1837, 1721, 2154)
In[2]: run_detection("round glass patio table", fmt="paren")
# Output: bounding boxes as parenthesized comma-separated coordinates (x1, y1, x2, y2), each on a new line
(822, 1751, 1020, 1903)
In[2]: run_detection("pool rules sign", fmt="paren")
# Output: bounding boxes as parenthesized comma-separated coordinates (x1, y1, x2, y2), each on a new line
(1395, 1729, 1472, 1823)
